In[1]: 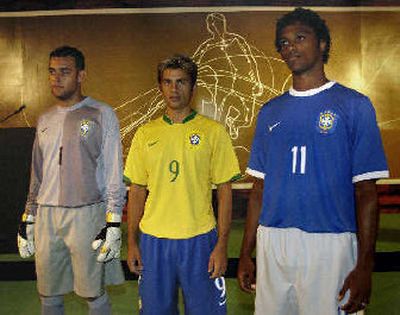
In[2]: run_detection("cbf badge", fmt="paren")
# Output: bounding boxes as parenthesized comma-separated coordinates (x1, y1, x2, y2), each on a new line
(190, 133, 201, 145)
(316, 110, 338, 134)
(80, 119, 91, 136)
(187, 131, 203, 149)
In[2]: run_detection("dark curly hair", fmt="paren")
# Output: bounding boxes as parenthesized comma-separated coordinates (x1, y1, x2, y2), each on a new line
(275, 7, 331, 64)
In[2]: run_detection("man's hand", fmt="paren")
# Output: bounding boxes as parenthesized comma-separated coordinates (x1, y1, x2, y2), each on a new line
(17, 214, 35, 258)
(208, 243, 228, 279)
(338, 265, 372, 313)
(92, 213, 122, 263)
(127, 241, 143, 275)
(237, 255, 256, 293)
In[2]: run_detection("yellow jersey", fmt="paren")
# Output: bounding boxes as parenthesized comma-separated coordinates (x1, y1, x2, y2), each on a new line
(124, 112, 241, 238)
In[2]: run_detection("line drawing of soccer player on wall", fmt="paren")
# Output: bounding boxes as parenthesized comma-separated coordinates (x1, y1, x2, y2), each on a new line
(192, 12, 264, 140)
(116, 12, 290, 157)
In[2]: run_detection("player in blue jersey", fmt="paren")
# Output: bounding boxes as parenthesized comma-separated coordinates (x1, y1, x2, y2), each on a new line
(238, 8, 389, 315)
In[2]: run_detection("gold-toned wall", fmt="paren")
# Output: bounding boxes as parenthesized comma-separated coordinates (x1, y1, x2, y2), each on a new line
(0, 9, 398, 177)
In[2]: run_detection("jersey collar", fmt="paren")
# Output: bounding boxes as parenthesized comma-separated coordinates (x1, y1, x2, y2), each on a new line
(56, 96, 91, 112)
(163, 110, 197, 125)
(289, 81, 336, 97)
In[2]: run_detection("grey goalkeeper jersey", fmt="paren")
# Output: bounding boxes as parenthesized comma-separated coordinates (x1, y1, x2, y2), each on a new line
(25, 97, 125, 216)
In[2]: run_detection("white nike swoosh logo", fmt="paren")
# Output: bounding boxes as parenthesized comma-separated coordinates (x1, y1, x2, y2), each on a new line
(268, 121, 281, 132)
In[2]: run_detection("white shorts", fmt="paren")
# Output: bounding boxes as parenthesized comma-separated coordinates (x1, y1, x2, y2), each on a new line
(35, 203, 124, 298)
(255, 226, 364, 315)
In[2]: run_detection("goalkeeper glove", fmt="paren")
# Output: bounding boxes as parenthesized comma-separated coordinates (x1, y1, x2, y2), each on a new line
(92, 213, 122, 263)
(17, 213, 35, 258)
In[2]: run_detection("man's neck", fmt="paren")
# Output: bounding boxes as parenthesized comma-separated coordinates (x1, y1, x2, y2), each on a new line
(165, 107, 193, 123)
(57, 94, 85, 108)
(292, 70, 328, 91)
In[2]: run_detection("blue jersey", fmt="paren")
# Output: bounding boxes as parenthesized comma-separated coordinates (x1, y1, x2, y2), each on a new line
(247, 82, 389, 233)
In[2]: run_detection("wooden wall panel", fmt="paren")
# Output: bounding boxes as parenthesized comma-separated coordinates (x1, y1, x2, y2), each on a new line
(0, 7, 398, 176)
(0, 1, 399, 12)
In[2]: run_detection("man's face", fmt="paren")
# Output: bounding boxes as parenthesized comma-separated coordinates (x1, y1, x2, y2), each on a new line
(48, 56, 83, 101)
(278, 22, 325, 75)
(160, 68, 194, 111)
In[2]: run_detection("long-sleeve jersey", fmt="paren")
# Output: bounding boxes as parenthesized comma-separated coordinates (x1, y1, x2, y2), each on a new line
(25, 97, 125, 217)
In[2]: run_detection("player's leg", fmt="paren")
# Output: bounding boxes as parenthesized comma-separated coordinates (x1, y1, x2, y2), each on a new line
(63, 203, 107, 297)
(255, 226, 299, 315)
(179, 229, 227, 315)
(86, 292, 112, 315)
(294, 230, 359, 315)
(35, 206, 73, 307)
(63, 203, 111, 315)
(40, 295, 64, 315)
(65, 203, 124, 314)
(62, 203, 116, 315)
(139, 233, 179, 315)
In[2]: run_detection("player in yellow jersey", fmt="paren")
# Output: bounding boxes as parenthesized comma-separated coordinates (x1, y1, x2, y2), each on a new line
(124, 54, 241, 315)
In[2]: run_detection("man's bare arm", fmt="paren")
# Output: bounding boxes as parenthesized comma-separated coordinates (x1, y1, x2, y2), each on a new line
(238, 178, 264, 293)
(208, 181, 232, 278)
(126, 183, 147, 274)
(339, 179, 379, 313)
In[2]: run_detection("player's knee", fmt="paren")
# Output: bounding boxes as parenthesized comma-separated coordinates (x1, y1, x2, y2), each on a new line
(86, 291, 108, 303)
(40, 295, 64, 306)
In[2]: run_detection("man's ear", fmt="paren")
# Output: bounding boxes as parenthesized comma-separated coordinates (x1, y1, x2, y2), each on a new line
(77, 70, 86, 83)
(319, 39, 327, 54)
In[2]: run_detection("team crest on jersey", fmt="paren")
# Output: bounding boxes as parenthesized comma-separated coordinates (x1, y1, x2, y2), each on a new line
(316, 110, 338, 134)
(80, 120, 91, 136)
(187, 131, 204, 150)
(190, 133, 201, 145)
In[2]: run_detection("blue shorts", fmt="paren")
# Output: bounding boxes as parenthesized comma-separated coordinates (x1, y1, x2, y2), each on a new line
(138, 229, 227, 315)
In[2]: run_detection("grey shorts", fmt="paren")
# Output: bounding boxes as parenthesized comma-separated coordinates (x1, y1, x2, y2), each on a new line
(35, 203, 124, 298)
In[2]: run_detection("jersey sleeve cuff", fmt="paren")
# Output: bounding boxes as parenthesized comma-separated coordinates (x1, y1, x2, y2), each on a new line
(123, 175, 132, 185)
(124, 174, 147, 187)
(352, 170, 389, 183)
(213, 173, 243, 185)
(246, 167, 265, 179)
(230, 173, 243, 182)
(22, 213, 35, 223)
(130, 181, 148, 188)
(106, 212, 122, 223)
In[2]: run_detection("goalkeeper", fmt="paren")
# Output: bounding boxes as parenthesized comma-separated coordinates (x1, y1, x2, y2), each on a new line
(17, 46, 125, 315)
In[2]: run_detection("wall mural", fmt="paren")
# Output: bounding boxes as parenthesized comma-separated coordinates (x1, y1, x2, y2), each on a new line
(0, 8, 398, 176)
(116, 12, 290, 163)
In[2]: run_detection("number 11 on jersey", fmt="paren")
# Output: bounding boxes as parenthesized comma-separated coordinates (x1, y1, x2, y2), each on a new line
(291, 146, 306, 174)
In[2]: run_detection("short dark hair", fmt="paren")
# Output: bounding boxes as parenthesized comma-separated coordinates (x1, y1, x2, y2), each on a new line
(275, 7, 331, 63)
(49, 45, 85, 70)
(157, 54, 198, 89)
